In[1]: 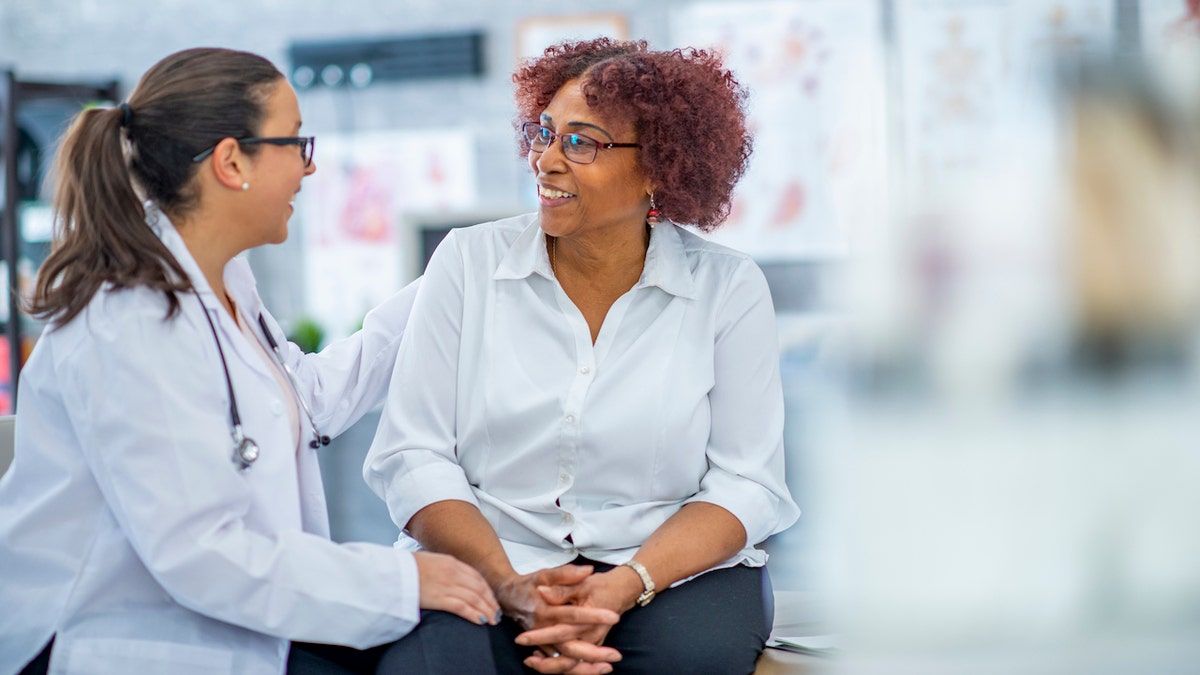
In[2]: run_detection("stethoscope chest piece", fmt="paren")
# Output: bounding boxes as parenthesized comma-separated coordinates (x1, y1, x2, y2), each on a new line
(233, 430, 260, 471)
(198, 292, 330, 472)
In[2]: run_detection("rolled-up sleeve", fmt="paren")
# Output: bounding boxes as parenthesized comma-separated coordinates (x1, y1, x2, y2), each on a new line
(686, 261, 801, 546)
(267, 277, 420, 438)
(364, 230, 478, 533)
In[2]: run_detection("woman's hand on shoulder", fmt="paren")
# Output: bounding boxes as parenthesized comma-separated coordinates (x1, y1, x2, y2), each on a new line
(413, 551, 501, 626)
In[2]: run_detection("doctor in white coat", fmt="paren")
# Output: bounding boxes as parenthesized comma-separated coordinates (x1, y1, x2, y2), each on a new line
(0, 48, 505, 675)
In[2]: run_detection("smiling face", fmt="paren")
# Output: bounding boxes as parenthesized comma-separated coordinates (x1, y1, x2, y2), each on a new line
(242, 80, 315, 246)
(530, 79, 650, 244)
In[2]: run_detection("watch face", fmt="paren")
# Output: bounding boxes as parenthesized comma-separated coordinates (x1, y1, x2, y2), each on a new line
(637, 590, 655, 607)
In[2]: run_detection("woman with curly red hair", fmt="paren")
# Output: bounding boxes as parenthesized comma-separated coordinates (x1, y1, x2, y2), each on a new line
(366, 38, 799, 674)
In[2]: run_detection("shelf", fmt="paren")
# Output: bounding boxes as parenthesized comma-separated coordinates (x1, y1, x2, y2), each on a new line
(1, 71, 121, 412)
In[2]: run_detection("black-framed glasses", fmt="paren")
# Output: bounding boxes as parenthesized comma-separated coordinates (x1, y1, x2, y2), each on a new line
(521, 122, 639, 165)
(192, 136, 316, 167)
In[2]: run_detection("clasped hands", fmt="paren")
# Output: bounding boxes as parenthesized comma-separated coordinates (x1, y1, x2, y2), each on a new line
(499, 563, 645, 675)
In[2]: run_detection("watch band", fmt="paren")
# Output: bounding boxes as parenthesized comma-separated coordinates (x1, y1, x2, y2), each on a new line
(622, 559, 657, 607)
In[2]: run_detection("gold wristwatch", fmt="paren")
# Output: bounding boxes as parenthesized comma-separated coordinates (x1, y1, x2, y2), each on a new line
(622, 559, 656, 607)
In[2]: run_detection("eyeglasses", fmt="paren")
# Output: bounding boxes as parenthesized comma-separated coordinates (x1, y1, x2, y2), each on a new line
(521, 122, 639, 165)
(192, 136, 316, 167)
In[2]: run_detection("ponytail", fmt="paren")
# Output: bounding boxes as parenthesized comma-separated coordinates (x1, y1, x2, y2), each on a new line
(26, 105, 190, 326)
(24, 47, 282, 327)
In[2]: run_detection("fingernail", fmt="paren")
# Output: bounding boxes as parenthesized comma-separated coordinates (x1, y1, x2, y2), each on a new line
(494, 609, 503, 623)
(515, 636, 529, 645)
(478, 615, 489, 625)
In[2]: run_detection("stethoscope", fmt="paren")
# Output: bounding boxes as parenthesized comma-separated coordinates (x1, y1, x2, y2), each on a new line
(197, 294, 331, 470)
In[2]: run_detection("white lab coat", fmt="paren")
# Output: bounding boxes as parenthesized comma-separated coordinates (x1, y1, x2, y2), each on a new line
(0, 205, 421, 675)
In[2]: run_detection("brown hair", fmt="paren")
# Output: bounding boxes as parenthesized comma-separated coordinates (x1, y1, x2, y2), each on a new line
(513, 38, 752, 231)
(27, 47, 284, 327)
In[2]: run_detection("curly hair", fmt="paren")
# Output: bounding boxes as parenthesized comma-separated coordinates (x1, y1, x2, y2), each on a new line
(513, 38, 752, 232)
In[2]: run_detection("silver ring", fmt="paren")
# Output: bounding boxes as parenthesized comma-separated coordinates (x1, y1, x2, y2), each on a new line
(550, 651, 561, 658)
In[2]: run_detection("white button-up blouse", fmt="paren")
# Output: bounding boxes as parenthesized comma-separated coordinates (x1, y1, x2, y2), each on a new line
(365, 214, 799, 578)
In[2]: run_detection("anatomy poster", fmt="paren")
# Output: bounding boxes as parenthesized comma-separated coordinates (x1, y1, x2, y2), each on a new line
(671, 0, 886, 261)
(516, 13, 629, 61)
(897, 0, 1010, 190)
(897, 0, 1113, 190)
(1008, 0, 1115, 87)
(1140, 0, 1200, 78)
(297, 130, 476, 337)
(1141, 0, 1200, 43)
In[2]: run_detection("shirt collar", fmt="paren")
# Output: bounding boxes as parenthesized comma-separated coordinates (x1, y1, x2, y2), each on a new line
(494, 216, 553, 282)
(494, 216, 697, 300)
(637, 222, 697, 299)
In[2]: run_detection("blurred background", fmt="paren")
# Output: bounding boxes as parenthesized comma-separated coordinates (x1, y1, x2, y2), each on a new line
(3, 1, 1199, 671)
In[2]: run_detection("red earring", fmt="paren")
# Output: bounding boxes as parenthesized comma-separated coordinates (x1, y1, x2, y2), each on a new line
(647, 193, 661, 228)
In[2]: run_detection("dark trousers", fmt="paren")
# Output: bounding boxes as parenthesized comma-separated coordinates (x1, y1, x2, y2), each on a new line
(289, 610, 495, 674)
(22, 613, 495, 675)
(18, 639, 51, 675)
(489, 560, 770, 675)
(30, 565, 766, 675)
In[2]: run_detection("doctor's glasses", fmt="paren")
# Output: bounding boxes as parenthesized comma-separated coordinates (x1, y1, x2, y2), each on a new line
(192, 136, 316, 167)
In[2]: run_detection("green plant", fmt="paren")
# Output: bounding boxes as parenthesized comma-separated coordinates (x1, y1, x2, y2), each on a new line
(288, 317, 325, 354)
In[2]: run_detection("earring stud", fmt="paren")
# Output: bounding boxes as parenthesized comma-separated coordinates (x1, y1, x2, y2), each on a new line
(241, 183, 250, 191)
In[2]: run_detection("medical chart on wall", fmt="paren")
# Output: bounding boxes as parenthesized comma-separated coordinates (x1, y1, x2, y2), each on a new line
(515, 13, 629, 61)
(1141, 0, 1200, 43)
(897, 0, 1010, 193)
(671, 0, 887, 261)
(1008, 0, 1115, 86)
(896, 0, 1112, 192)
(1139, 0, 1200, 85)
(296, 130, 476, 338)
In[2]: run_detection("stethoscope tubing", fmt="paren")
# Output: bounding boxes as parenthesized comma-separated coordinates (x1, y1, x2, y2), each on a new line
(196, 293, 328, 471)
(256, 314, 331, 449)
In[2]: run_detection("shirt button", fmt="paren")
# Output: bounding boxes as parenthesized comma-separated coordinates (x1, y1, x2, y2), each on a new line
(580, 366, 590, 374)
(565, 415, 575, 424)
(560, 473, 570, 483)
(270, 400, 284, 415)
(563, 513, 574, 523)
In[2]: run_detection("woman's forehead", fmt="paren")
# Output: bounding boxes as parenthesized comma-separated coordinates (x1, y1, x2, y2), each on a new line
(544, 80, 635, 136)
